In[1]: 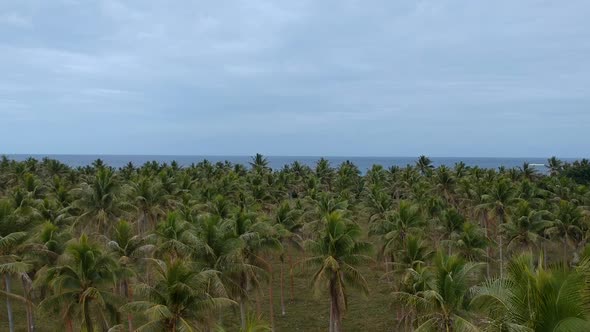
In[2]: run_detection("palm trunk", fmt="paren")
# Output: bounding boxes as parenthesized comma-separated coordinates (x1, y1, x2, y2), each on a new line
(563, 235, 568, 269)
(268, 265, 275, 332)
(21, 274, 35, 332)
(482, 212, 490, 278)
(329, 298, 334, 332)
(5, 274, 14, 332)
(65, 317, 73, 332)
(384, 255, 390, 282)
(256, 290, 262, 316)
(288, 255, 295, 302)
(329, 275, 342, 332)
(498, 214, 504, 279)
(280, 261, 286, 315)
(123, 279, 134, 332)
(239, 297, 247, 331)
(542, 242, 547, 268)
(84, 299, 94, 332)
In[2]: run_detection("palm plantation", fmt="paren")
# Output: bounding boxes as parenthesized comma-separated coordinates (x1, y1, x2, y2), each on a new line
(0, 155, 589, 331)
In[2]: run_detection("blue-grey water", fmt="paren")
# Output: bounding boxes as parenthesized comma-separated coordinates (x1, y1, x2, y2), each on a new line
(3, 154, 581, 173)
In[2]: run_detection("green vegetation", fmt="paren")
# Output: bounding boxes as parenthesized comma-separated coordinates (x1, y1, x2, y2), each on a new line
(0, 154, 589, 331)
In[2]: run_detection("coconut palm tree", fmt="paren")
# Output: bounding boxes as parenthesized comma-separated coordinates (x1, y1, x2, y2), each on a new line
(453, 222, 488, 263)
(123, 259, 234, 332)
(124, 176, 169, 235)
(502, 201, 551, 257)
(546, 156, 563, 176)
(152, 212, 202, 262)
(479, 179, 519, 278)
(394, 252, 482, 331)
(40, 234, 120, 332)
(471, 253, 590, 331)
(546, 200, 586, 264)
(107, 220, 154, 331)
(416, 156, 434, 176)
(0, 231, 29, 332)
(439, 208, 466, 256)
(72, 167, 122, 234)
(300, 211, 372, 332)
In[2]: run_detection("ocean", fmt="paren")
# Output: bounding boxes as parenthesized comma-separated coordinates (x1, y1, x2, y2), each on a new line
(3, 155, 579, 173)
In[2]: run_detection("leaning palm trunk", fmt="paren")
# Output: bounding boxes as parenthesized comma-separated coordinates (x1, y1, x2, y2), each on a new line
(5, 274, 15, 332)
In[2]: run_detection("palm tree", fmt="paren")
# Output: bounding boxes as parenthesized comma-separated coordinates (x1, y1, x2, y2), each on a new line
(439, 208, 466, 255)
(454, 222, 488, 262)
(0, 231, 29, 332)
(72, 167, 122, 233)
(395, 252, 482, 331)
(123, 259, 234, 331)
(471, 254, 590, 331)
(250, 154, 271, 173)
(416, 155, 434, 175)
(124, 176, 168, 235)
(300, 211, 372, 332)
(546, 156, 563, 176)
(272, 201, 303, 313)
(107, 220, 154, 331)
(479, 179, 518, 278)
(370, 200, 424, 275)
(154, 211, 201, 262)
(546, 200, 586, 264)
(40, 234, 120, 332)
(502, 201, 551, 256)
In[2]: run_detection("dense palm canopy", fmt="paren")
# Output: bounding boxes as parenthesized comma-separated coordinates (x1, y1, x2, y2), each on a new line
(0, 155, 589, 331)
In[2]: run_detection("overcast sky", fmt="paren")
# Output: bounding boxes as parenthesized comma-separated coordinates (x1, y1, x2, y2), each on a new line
(1, 1, 589, 157)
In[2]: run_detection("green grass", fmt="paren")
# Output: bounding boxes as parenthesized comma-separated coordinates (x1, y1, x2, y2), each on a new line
(1, 254, 393, 332)
(221, 251, 395, 332)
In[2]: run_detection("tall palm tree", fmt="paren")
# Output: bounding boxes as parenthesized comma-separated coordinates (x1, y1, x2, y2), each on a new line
(0, 231, 29, 332)
(107, 220, 154, 331)
(250, 154, 271, 174)
(439, 208, 466, 255)
(546, 156, 563, 176)
(72, 168, 122, 233)
(502, 201, 551, 256)
(301, 211, 372, 332)
(546, 200, 586, 264)
(123, 176, 169, 235)
(479, 179, 518, 278)
(416, 155, 434, 176)
(154, 211, 201, 262)
(123, 259, 234, 331)
(40, 234, 120, 332)
(453, 222, 488, 262)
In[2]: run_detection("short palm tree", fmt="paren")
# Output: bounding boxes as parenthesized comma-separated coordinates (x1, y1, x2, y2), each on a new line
(471, 254, 590, 331)
(123, 259, 234, 332)
(395, 252, 483, 332)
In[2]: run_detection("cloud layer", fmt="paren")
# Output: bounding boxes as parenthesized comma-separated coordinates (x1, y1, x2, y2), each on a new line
(1, 0, 589, 157)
